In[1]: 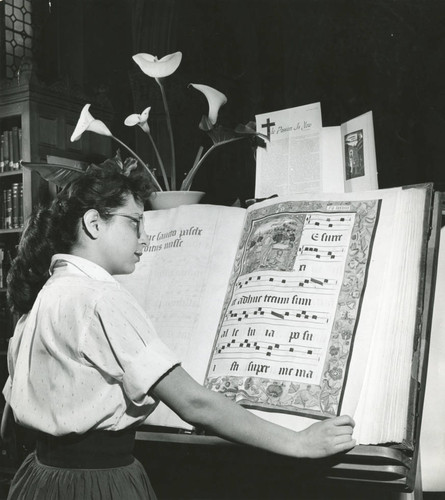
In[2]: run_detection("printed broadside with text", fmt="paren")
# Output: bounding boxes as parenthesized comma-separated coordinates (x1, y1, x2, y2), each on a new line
(205, 198, 380, 419)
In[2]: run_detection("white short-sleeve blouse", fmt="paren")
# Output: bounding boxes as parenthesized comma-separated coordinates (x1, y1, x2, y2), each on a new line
(3, 254, 180, 436)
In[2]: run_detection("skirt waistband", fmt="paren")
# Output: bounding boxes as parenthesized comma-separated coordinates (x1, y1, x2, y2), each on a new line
(36, 428, 136, 469)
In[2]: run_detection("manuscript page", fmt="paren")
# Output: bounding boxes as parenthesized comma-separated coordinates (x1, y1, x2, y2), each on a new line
(340, 111, 378, 193)
(320, 112, 378, 193)
(255, 103, 323, 198)
(117, 204, 245, 429)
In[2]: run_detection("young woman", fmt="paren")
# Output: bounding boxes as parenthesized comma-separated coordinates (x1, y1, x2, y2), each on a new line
(2, 160, 355, 499)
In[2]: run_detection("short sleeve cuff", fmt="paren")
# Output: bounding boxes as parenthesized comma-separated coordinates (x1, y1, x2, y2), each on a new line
(122, 337, 181, 406)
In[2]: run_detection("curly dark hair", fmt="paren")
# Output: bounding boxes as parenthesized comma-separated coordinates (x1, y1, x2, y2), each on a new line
(7, 158, 154, 315)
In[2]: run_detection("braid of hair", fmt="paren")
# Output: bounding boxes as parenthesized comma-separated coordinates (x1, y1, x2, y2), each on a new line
(7, 206, 56, 315)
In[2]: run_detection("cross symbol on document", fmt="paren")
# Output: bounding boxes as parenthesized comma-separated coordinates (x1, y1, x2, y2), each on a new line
(261, 118, 275, 140)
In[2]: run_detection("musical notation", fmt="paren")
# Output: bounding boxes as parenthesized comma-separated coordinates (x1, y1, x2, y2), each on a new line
(236, 274, 337, 291)
(215, 337, 322, 363)
(297, 245, 346, 261)
(224, 306, 330, 325)
(305, 213, 354, 229)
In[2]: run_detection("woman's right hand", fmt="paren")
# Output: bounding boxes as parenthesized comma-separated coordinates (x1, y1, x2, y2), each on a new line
(295, 414, 356, 458)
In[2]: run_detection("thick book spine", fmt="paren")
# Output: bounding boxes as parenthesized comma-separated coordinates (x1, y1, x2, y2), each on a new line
(11, 126, 19, 170)
(0, 133, 4, 173)
(3, 132, 9, 172)
(7, 130, 13, 171)
(18, 128, 22, 165)
(0, 190, 3, 229)
(4, 188, 12, 229)
(0, 245, 3, 288)
(1, 190, 5, 229)
(18, 182, 23, 228)
(11, 182, 19, 228)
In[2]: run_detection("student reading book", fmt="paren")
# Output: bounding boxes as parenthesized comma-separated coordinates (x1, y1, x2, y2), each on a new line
(117, 183, 435, 449)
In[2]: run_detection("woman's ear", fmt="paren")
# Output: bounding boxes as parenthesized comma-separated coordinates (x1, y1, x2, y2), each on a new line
(82, 209, 101, 239)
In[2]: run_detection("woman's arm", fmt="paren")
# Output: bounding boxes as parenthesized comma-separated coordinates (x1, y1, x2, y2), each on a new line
(151, 366, 355, 459)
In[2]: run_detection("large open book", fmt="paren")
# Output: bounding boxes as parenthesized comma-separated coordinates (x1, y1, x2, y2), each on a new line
(117, 184, 438, 465)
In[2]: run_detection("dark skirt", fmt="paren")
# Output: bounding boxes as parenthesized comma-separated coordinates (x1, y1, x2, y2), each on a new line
(7, 430, 157, 500)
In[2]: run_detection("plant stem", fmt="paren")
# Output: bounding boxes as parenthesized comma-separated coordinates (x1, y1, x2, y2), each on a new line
(157, 78, 176, 190)
(147, 132, 170, 191)
(111, 135, 163, 191)
(191, 145, 204, 170)
(180, 137, 244, 191)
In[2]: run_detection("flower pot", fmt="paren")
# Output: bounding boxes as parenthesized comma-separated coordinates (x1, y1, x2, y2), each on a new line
(148, 190, 205, 210)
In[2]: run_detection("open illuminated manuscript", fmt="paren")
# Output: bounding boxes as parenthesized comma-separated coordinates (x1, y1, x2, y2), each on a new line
(118, 184, 434, 448)
(205, 199, 378, 420)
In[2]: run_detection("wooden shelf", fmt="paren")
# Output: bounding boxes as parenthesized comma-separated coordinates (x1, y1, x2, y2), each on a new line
(0, 170, 22, 178)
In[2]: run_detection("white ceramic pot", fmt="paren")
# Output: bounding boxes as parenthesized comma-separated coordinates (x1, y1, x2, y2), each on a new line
(148, 190, 205, 210)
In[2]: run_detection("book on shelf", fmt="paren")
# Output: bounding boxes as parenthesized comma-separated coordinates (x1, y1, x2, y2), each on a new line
(0, 192, 3, 229)
(2, 189, 12, 229)
(11, 183, 20, 229)
(1, 132, 9, 173)
(0, 244, 4, 288)
(18, 128, 22, 169)
(0, 183, 23, 229)
(11, 127, 20, 170)
(254, 103, 378, 198)
(0, 134, 4, 173)
(18, 183, 23, 228)
(0, 127, 22, 172)
(117, 183, 439, 466)
(7, 130, 13, 171)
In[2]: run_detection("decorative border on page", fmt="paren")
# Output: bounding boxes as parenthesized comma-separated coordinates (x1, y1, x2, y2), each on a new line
(205, 198, 380, 419)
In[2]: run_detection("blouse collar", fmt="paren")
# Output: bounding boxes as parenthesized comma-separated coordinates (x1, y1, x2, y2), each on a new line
(49, 254, 116, 283)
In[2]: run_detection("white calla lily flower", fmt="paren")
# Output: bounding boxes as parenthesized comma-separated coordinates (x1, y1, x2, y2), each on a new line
(72, 51, 259, 193)
(132, 52, 182, 79)
(189, 84, 227, 125)
(124, 107, 151, 134)
(123, 114, 141, 127)
(124, 107, 170, 191)
(70, 104, 112, 142)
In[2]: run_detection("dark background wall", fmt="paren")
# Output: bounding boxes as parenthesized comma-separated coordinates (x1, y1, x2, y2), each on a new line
(33, 0, 445, 204)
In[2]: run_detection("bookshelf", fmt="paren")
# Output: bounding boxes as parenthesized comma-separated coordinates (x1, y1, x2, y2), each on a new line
(0, 77, 113, 397)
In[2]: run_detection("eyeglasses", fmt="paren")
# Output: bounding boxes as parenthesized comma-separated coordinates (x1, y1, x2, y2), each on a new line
(106, 212, 144, 238)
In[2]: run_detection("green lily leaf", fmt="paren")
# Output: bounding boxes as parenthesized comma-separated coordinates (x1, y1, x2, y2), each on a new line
(198, 115, 215, 132)
(203, 122, 237, 145)
(235, 121, 269, 149)
(234, 121, 268, 140)
(21, 162, 87, 189)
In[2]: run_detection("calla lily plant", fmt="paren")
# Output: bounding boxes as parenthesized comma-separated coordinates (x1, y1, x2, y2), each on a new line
(71, 51, 266, 191)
